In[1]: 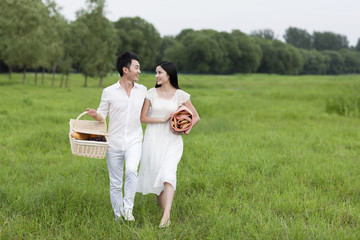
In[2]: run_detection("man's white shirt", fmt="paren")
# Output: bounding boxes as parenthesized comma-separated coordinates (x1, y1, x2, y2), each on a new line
(97, 81, 147, 150)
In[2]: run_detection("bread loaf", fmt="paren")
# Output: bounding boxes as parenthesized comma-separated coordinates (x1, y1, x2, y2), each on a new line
(71, 132, 90, 140)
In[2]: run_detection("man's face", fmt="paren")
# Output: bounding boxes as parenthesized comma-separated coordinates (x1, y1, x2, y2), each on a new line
(127, 59, 141, 82)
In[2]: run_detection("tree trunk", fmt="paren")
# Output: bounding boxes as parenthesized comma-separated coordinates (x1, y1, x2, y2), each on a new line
(60, 74, 64, 87)
(51, 62, 57, 86)
(99, 76, 103, 88)
(51, 73, 55, 86)
(35, 71, 38, 85)
(84, 75, 88, 87)
(41, 68, 45, 85)
(8, 66, 12, 80)
(22, 68, 26, 84)
(51, 72, 55, 86)
(65, 74, 69, 88)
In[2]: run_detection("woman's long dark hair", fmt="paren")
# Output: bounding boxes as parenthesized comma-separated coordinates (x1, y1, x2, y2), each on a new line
(155, 61, 180, 89)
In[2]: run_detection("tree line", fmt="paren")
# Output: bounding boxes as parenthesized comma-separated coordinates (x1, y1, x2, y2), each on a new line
(1, 0, 360, 87)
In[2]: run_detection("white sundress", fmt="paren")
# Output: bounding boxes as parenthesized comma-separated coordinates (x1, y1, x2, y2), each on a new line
(137, 87, 190, 195)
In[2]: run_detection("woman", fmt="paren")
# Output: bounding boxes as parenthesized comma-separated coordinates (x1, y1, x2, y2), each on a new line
(137, 61, 200, 228)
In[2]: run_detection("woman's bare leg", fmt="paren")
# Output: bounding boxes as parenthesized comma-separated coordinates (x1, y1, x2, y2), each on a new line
(157, 192, 165, 209)
(157, 182, 174, 225)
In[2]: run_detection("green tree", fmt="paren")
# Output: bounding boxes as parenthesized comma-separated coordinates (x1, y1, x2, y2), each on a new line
(231, 30, 262, 73)
(165, 29, 261, 74)
(0, 0, 47, 82)
(72, 0, 117, 87)
(250, 29, 276, 40)
(211, 31, 239, 73)
(188, 30, 232, 74)
(67, 19, 90, 86)
(175, 29, 195, 42)
(58, 23, 73, 88)
(163, 41, 187, 72)
(114, 17, 161, 70)
(167, 29, 196, 72)
(355, 38, 360, 51)
(158, 36, 188, 71)
(339, 49, 360, 73)
(156, 36, 177, 64)
(176, 30, 223, 73)
(42, 0, 68, 86)
(313, 31, 349, 50)
(299, 49, 330, 74)
(284, 27, 312, 50)
(256, 39, 303, 75)
(0, 0, 20, 79)
(322, 50, 346, 74)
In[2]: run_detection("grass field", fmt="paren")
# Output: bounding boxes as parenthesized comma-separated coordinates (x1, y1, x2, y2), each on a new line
(1, 72, 360, 239)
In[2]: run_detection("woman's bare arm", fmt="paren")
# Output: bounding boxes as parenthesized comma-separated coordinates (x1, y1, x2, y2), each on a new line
(140, 99, 171, 124)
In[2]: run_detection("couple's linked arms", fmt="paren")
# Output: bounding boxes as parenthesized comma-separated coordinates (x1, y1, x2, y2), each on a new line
(140, 99, 200, 126)
(140, 99, 171, 124)
(85, 104, 172, 124)
(86, 98, 200, 127)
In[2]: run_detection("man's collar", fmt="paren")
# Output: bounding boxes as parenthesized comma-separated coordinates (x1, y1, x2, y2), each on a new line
(116, 80, 139, 89)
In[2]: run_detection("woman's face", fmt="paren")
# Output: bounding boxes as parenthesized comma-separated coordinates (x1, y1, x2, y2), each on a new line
(155, 66, 170, 86)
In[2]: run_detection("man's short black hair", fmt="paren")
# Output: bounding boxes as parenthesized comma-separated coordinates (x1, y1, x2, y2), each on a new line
(116, 51, 139, 76)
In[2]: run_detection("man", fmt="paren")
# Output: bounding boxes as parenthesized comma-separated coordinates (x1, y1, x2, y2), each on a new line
(86, 51, 147, 221)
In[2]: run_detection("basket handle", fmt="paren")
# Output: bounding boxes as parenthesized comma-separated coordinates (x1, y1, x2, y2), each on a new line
(73, 111, 107, 134)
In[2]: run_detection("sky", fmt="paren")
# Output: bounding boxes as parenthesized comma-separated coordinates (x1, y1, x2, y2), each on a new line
(54, 0, 360, 46)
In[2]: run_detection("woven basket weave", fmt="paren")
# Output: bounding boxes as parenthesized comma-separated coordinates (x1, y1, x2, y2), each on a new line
(69, 112, 108, 159)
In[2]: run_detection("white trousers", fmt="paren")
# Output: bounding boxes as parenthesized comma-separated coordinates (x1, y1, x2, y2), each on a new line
(106, 143, 141, 218)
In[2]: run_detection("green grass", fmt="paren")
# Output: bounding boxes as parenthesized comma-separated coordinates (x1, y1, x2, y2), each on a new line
(1, 73, 360, 239)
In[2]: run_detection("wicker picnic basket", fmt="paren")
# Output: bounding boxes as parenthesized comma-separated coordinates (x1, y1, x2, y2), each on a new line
(69, 111, 108, 159)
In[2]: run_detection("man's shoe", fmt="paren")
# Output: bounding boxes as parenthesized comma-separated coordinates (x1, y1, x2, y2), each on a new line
(122, 209, 135, 221)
